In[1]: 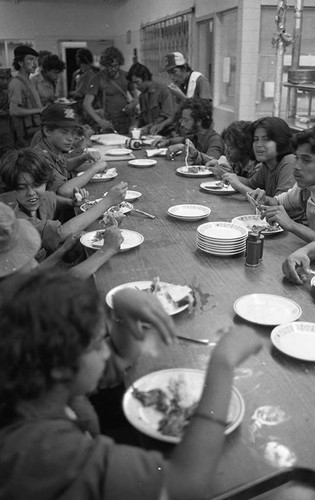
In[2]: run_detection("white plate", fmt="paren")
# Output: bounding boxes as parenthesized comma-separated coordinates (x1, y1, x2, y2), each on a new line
(106, 281, 192, 316)
(197, 222, 248, 240)
(54, 97, 76, 105)
(77, 168, 117, 182)
(123, 369, 245, 443)
(106, 201, 133, 215)
(106, 148, 132, 156)
(80, 229, 143, 252)
(231, 215, 284, 235)
(177, 166, 214, 177)
(128, 159, 157, 168)
(90, 133, 129, 146)
(234, 294, 302, 326)
(200, 181, 236, 194)
(125, 190, 142, 201)
(197, 244, 245, 256)
(168, 204, 211, 220)
(271, 322, 315, 361)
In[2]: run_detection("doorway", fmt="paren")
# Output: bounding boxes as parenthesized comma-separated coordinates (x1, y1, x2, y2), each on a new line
(197, 19, 214, 91)
(59, 41, 87, 96)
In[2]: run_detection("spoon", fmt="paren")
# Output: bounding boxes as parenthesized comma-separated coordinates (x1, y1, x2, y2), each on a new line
(177, 335, 210, 345)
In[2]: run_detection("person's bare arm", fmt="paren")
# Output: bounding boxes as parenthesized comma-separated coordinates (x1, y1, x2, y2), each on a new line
(56, 160, 108, 198)
(10, 101, 43, 117)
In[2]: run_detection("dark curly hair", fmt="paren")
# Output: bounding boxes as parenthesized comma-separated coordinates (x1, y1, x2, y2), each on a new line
(0, 148, 53, 191)
(292, 126, 315, 154)
(0, 270, 104, 425)
(100, 46, 124, 67)
(76, 48, 94, 65)
(222, 121, 254, 161)
(252, 116, 293, 161)
(42, 54, 65, 73)
(180, 97, 213, 129)
(127, 63, 152, 82)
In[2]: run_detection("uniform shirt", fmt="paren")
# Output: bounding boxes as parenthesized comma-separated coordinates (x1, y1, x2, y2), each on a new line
(8, 73, 42, 110)
(275, 183, 314, 225)
(180, 71, 212, 100)
(245, 154, 296, 197)
(138, 81, 174, 127)
(35, 137, 69, 193)
(32, 71, 58, 106)
(191, 128, 225, 163)
(14, 191, 62, 252)
(87, 69, 130, 134)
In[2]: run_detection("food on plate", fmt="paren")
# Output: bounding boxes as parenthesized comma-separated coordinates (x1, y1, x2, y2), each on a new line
(132, 377, 199, 438)
(80, 199, 101, 211)
(140, 277, 195, 313)
(251, 223, 281, 233)
(99, 201, 132, 228)
(187, 165, 210, 173)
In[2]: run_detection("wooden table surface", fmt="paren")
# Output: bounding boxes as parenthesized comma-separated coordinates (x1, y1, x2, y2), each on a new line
(83, 148, 315, 498)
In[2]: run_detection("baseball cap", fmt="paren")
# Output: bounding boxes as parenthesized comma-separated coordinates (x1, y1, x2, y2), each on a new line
(42, 103, 81, 128)
(0, 202, 41, 277)
(163, 52, 186, 72)
(14, 45, 39, 58)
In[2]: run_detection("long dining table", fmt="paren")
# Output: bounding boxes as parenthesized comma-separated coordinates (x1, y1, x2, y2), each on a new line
(82, 144, 315, 499)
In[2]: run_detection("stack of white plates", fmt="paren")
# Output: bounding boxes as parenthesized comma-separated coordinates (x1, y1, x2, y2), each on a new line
(196, 221, 247, 256)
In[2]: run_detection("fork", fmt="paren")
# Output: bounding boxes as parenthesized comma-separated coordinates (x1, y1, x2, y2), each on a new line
(184, 139, 190, 168)
(177, 335, 210, 345)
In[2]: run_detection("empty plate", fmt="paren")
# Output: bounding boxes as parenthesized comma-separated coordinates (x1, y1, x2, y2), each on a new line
(234, 294, 302, 326)
(271, 322, 315, 361)
(128, 159, 157, 168)
(168, 204, 211, 220)
(106, 148, 132, 156)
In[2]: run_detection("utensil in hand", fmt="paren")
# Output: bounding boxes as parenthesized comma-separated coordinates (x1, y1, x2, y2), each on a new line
(169, 150, 183, 161)
(184, 139, 190, 168)
(176, 335, 210, 345)
(246, 192, 263, 212)
(130, 207, 156, 219)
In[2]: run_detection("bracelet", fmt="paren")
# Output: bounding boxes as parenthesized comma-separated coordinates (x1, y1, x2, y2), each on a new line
(193, 410, 228, 428)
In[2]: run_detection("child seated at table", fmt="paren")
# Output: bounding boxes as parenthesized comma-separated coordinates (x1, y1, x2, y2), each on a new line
(220, 117, 296, 198)
(206, 120, 261, 178)
(250, 127, 315, 242)
(0, 147, 127, 255)
(34, 103, 108, 197)
(0, 201, 123, 281)
(0, 269, 261, 500)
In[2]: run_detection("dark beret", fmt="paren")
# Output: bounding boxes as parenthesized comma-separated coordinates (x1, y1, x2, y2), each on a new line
(14, 45, 39, 58)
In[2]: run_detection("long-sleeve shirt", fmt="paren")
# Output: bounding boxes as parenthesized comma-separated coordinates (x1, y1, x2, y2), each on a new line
(275, 183, 315, 227)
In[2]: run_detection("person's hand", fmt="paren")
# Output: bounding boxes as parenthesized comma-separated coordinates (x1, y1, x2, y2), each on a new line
(112, 289, 176, 346)
(72, 187, 89, 206)
(93, 159, 108, 174)
(166, 143, 185, 160)
(106, 181, 128, 206)
(205, 159, 225, 178)
(98, 118, 116, 133)
(140, 124, 150, 135)
(260, 205, 292, 230)
(101, 226, 123, 254)
(249, 188, 267, 205)
(212, 330, 262, 370)
(185, 139, 198, 161)
(222, 172, 239, 188)
(150, 123, 163, 135)
(282, 248, 312, 284)
(84, 149, 101, 163)
(152, 138, 169, 148)
(59, 233, 80, 253)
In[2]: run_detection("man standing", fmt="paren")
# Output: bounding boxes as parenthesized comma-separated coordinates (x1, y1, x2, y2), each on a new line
(163, 52, 212, 103)
(0, 69, 14, 158)
(127, 62, 174, 136)
(83, 46, 136, 135)
(32, 54, 66, 106)
(8, 45, 44, 146)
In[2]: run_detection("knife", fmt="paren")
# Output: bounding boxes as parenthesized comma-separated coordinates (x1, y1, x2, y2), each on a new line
(130, 208, 156, 219)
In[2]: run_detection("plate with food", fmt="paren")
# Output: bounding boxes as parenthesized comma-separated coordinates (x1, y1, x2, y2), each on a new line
(176, 166, 214, 177)
(106, 148, 132, 156)
(80, 228, 143, 252)
(128, 159, 157, 168)
(231, 215, 283, 235)
(80, 198, 102, 212)
(271, 322, 315, 361)
(77, 168, 117, 182)
(200, 180, 236, 194)
(106, 278, 195, 316)
(234, 294, 302, 326)
(123, 368, 245, 443)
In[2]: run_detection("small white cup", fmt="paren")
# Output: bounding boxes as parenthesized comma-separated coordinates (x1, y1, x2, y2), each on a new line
(131, 128, 141, 139)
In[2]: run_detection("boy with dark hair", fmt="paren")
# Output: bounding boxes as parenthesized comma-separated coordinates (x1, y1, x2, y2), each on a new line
(34, 103, 107, 197)
(32, 54, 66, 106)
(0, 268, 261, 500)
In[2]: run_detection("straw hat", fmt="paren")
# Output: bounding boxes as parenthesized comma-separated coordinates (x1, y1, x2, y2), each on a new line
(0, 202, 41, 277)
